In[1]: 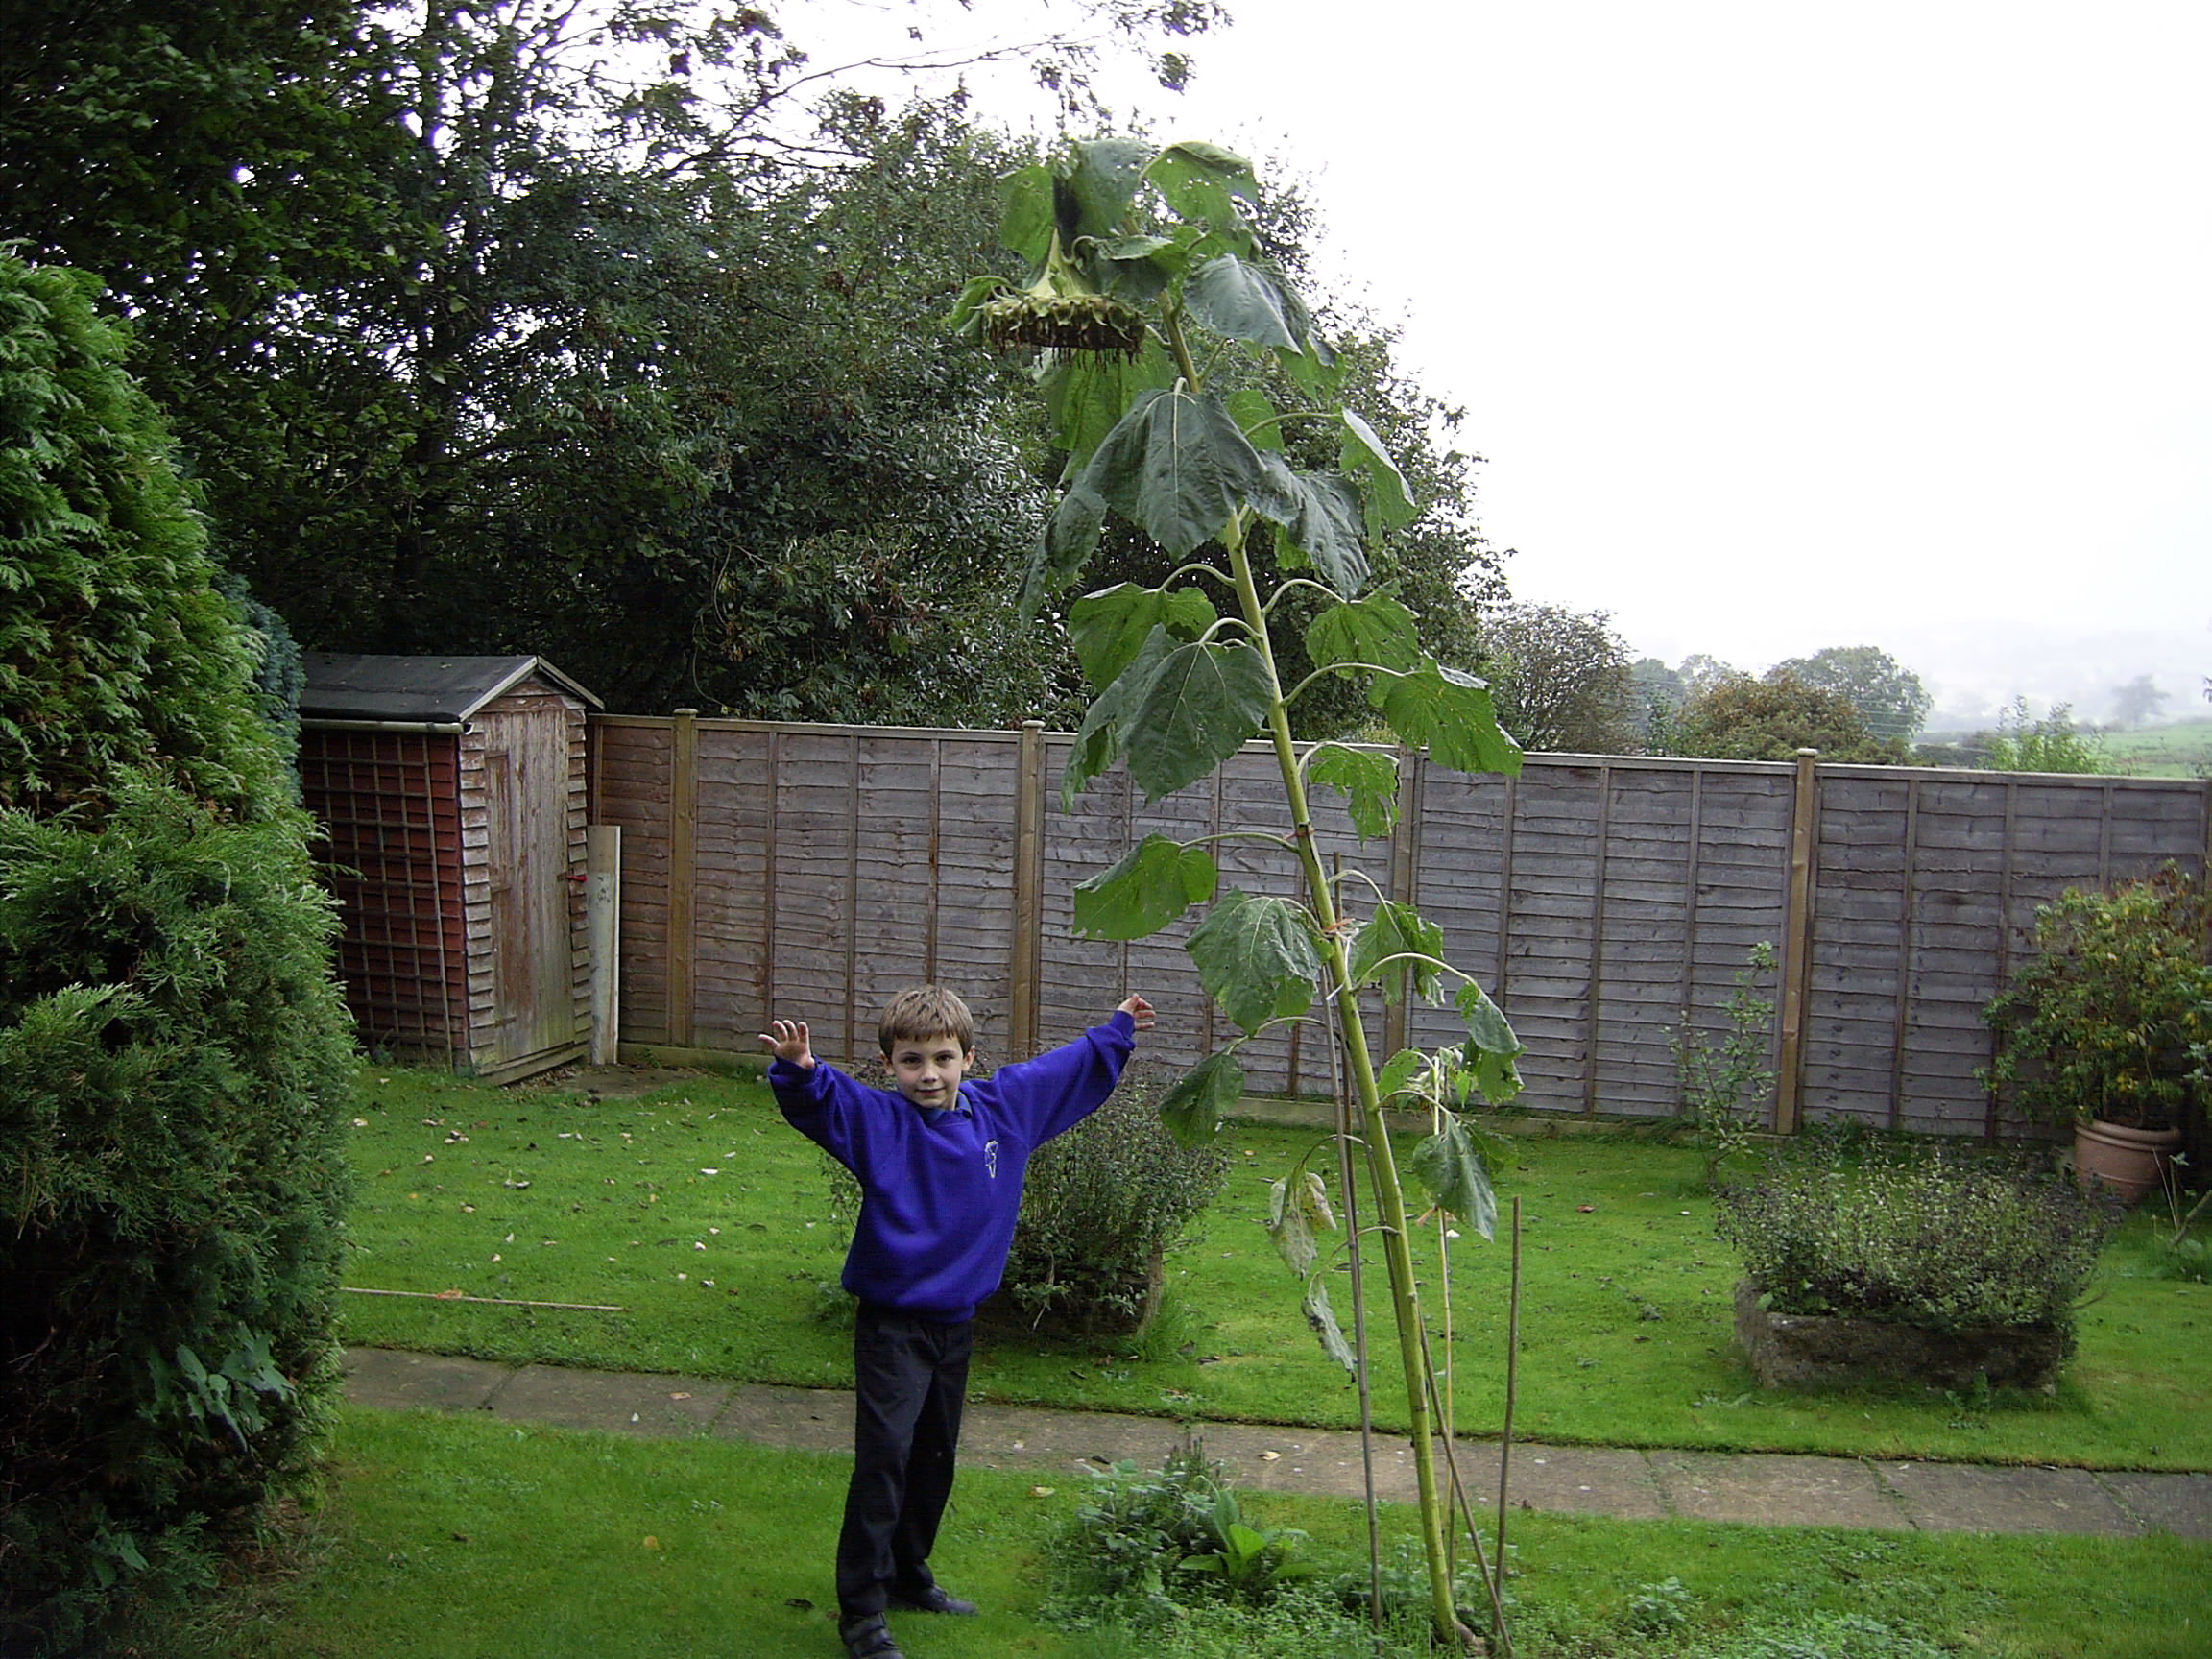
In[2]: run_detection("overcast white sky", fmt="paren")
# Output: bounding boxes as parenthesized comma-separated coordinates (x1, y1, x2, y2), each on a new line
(806, 1, 2211, 726)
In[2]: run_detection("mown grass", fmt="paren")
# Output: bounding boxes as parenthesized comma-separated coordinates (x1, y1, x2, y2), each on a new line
(336, 1066, 2212, 1471)
(161, 1406, 2210, 1659)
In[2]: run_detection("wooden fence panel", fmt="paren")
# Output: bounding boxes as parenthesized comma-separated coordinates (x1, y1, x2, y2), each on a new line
(591, 720, 676, 1045)
(1038, 748, 1214, 1068)
(689, 728, 772, 1053)
(921, 733, 1025, 1059)
(592, 715, 2211, 1137)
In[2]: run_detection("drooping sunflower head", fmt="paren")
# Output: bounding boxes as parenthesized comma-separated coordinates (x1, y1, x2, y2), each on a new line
(979, 289, 1147, 357)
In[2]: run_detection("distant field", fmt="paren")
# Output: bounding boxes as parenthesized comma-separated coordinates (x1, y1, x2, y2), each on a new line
(2098, 713, 2212, 779)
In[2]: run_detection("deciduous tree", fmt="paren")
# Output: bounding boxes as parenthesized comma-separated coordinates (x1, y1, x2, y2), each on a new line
(1479, 604, 1640, 753)
(1771, 645, 1932, 742)
(1976, 698, 2104, 773)
(1629, 656, 1688, 751)
(0, 2, 1227, 721)
(1672, 669, 1911, 764)
(2108, 674, 2170, 729)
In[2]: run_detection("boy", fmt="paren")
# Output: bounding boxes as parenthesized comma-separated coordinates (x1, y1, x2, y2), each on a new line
(761, 985, 1155, 1659)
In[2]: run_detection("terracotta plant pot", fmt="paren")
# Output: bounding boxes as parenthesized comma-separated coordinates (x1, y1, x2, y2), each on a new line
(2073, 1118, 2183, 1204)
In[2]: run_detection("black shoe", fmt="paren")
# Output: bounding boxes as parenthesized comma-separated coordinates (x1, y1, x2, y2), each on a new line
(887, 1585, 978, 1616)
(839, 1614, 905, 1659)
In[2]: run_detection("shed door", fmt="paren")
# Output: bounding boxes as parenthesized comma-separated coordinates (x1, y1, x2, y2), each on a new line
(477, 706, 576, 1068)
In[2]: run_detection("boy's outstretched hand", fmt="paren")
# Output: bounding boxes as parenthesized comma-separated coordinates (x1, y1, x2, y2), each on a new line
(1118, 995, 1156, 1033)
(758, 1018, 815, 1070)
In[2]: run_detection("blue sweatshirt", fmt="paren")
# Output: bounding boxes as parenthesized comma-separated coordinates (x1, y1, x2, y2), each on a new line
(770, 1011, 1137, 1321)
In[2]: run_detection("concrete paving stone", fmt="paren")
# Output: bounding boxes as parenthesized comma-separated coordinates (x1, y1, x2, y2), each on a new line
(487, 1363, 732, 1437)
(1649, 1451, 1907, 1530)
(2095, 1471, 2212, 1540)
(343, 1347, 512, 1413)
(1211, 1427, 1423, 1503)
(713, 1384, 860, 1455)
(1878, 1461, 2141, 1536)
(1504, 1445, 1671, 1520)
(960, 1402, 1201, 1478)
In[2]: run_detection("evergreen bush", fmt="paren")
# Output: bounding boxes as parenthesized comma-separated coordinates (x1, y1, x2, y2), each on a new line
(0, 252, 355, 1654)
(0, 262, 293, 817)
(997, 1065, 1228, 1335)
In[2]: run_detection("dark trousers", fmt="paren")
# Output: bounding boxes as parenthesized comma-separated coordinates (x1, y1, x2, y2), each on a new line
(836, 1305, 974, 1621)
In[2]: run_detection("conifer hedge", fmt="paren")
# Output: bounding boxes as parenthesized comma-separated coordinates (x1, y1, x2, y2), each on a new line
(0, 254, 356, 1652)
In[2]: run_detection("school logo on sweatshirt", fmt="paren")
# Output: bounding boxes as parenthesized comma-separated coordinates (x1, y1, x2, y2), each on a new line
(984, 1139, 999, 1179)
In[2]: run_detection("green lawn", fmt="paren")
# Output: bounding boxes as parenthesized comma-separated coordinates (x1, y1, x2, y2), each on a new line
(163, 1406, 2212, 1659)
(335, 1066, 2212, 1471)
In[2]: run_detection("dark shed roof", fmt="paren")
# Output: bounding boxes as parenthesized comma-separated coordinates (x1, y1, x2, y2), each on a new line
(300, 654, 603, 724)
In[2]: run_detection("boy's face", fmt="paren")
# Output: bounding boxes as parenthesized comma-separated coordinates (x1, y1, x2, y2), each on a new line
(886, 1032, 974, 1111)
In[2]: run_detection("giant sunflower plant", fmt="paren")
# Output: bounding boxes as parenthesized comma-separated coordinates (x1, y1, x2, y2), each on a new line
(955, 138, 1525, 1651)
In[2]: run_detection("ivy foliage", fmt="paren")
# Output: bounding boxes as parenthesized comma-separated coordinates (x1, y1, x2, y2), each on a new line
(0, 251, 355, 1654)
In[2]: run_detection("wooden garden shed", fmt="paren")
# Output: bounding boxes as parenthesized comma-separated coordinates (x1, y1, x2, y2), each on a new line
(298, 654, 600, 1082)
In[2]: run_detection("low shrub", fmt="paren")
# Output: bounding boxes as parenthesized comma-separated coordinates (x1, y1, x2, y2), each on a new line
(1715, 1134, 2116, 1330)
(1982, 864, 2212, 1134)
(998, 1064, 1227, 1334)
(1671, 941, 1778, 1184)
(1037, 1438, 1232, 1629)
(1039, 1448, 1493, 1656)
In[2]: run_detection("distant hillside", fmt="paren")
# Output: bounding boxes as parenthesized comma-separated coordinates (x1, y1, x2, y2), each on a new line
(1913, 713, 2210, 778)
(2095, 715, 2212, 779)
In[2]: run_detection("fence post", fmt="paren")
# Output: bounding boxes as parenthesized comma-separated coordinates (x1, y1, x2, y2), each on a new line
(1773, 748, 1820, 1134)
(2202, 777, 2212, 876)
(1009, 721, 1046, 1059)
(667, 709, 699, 1050)
(587, 825, 621, 1064)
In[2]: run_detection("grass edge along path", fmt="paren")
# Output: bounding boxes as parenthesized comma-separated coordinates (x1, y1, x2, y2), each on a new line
(156, 1405, 2212, 1659)
(333, 1065, 2212, 1472)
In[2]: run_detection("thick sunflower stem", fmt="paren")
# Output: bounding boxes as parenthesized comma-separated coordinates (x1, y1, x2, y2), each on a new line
(1224, 517, 1465, 1648)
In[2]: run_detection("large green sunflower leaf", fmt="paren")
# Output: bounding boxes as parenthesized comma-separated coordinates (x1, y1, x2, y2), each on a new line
(1186, 888, 1321, 1034)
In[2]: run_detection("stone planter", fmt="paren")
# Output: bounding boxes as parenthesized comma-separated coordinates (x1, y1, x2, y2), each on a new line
(1734, 1281, 2071, 1391)
(974, 1248, 1166, 1344)
(2073, 1118, 2183, 1204)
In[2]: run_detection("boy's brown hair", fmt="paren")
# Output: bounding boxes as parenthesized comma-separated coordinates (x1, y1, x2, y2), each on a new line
(878, 984, 975, 1057)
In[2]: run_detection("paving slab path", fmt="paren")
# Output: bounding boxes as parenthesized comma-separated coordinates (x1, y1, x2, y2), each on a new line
(345, 1348, 2211, 1540)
